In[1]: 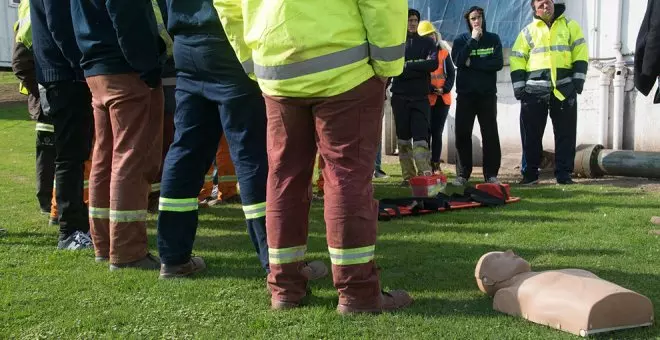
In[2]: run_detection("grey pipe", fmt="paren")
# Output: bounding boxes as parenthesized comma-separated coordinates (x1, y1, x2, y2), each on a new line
(574, 144, 660, 179)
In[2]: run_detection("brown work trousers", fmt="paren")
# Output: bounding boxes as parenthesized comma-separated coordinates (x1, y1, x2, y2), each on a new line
(87, 74, 163, 264)
(265, 77, 385, 308)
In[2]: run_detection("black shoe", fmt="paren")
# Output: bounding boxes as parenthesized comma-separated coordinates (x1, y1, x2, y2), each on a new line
(519, 177, 539, 186)
(374, 169, 389, 179)
(557, 178, 575, 185)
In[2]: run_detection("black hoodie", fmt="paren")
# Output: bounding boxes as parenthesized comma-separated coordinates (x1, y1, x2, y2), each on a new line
(451, 8, 503, 95)
(391, 32, 439, 97)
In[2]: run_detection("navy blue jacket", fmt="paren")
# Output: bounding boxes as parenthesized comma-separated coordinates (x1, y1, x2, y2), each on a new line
(29, 0, 83, 83)
(391, 33, 439, 97)
(451, 13, 503, 96)
(71, 0, 164, 87)
(166, 0, 226, 38)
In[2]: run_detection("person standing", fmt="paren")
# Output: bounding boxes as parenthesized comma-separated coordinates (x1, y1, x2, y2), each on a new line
(390, 9, 438, 186)
(510, 0, 588, 185)
(418, 21, 455, 175)
(215, 0, 413, 313)
(71, 0, 166, 268)
(12, 0, 55, 216)
(30, 0, 94, 250)
(451, 6, 503, 186)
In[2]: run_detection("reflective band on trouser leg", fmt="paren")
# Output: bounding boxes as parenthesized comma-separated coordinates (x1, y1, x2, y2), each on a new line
(159, 197, 199, 212)
(151, 183, 161, 193)
(268, 245, 306, 265)
(243, 202, 266, 220)
(204, 175, 214, 182)
(328, 245, 375, 265)
(89, 207, 110, 219)
(218, 175, 237, 182)
(109, 210, 148, 223)
(83, 180, 89, 190)
(35, 123, 54, 132)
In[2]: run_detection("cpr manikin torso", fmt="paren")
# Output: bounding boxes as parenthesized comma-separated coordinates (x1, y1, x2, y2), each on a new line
(475, 251, 654, 337)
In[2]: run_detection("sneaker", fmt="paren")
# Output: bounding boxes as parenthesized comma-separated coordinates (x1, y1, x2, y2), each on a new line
(198, 196, 219, 208)
(399, 180, 410, 187)
(373, 169, 389, 179)
(486, 177, 501, 185)
(159, 256, 206, 279)
(452, 177, 468, 186)
(519, 177, 539, 186)
(557, 177, 575, 185)
(301, 260, 329, 281)
(337, 290, 413, 315)
(211, 185, 219, 199)
(95, 256, 109, 263)
(57, 231, 94, 250)
(109, 253, 161, 271)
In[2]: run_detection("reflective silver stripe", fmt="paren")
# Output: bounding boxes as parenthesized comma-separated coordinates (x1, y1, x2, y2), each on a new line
(369, 43, 405, 62)
(571, 38, 586, 49)
(162, 77, 176, 86)
(35, 123, 54, 132)
(254, 43, 368, 81)
(556, 77, 573, 86)
(17, 17, 29, 29)
(109, 210, 148, 223)
(531, 45, 571, 54)
(522, 27, 534, 49)
(573, 72, 586, 80)
(242, 59, 254, 74)
(526, 80, 552, 87)
(513, 81, 526, 89)
(510, 51, 526, 58)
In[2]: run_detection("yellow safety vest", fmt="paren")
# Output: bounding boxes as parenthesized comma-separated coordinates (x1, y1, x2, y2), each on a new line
(214, 0, 408, 98)
(14, 0, 31, 49)
(509, 13, 588, 101)
(151, 0, 173, 58)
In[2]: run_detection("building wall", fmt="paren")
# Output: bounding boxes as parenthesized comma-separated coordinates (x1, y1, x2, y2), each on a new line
(1, 2, 19, 68)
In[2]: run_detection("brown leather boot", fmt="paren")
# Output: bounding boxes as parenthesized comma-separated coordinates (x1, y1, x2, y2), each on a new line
(336, 290, 413, 315)
(159, 256, 206, 279)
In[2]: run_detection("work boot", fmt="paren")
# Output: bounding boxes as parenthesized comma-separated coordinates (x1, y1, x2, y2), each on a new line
(95, 256, 109, 263)
(301, 260, 329, 280)
(270, 286, 313, 311)
(159, 256, 206, 279)
(557, 177, 575, 185)
(452, 177, 468, 186)
(486, 177, 501, 185)
(373, 169, 389, 179)
(651, 216, 660, 225)
(519, 177, 539, 186)
(337, 290, 413, 315)
(431, 162, 442, 175)
(398, 140, 417, 181)
(110, 253, 161, 271)
(412, 141, 432, 175)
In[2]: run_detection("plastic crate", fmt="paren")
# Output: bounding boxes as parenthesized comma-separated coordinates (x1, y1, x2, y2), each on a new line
(409, 174, 447, 197)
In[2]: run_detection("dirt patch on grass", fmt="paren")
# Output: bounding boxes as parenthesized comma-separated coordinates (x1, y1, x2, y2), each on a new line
(0, 83, 26, 108)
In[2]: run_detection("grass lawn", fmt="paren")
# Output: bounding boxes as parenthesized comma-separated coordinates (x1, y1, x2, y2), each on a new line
(1, 105, 659, 339)
(0, 71, 18, 84)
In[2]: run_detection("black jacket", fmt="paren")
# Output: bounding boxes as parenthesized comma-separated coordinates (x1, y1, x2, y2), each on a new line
(451, 11, 503, 96)
(635, 0, 660, 103)
(29, 0, 83, 83)
(71, 0, 164, 87)
(391, 32, 438, 97)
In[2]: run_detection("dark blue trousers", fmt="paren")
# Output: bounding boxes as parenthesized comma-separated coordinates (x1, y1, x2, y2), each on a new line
(157, 36, 269, 271)
(520, 93, 578, 180)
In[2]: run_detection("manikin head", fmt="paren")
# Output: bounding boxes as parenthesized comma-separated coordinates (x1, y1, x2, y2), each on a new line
(475, 250, 532, 296)
(532, 0, 555, 22)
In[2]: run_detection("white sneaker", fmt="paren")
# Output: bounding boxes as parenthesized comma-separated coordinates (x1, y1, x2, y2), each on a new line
(57, 230, 94, 250)
(486, 177, 501, 184)
(452, 177, 468, 186)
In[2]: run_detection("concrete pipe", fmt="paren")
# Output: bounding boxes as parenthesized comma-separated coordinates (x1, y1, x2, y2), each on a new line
(574, 144, 660, 179)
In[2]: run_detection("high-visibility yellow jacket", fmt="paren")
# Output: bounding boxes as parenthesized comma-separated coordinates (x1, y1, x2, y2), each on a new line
(14, 0, 31, 49)
(151, 0, 173, 58)
(509, 6, 588, 101)
(214, 0, 408, 98)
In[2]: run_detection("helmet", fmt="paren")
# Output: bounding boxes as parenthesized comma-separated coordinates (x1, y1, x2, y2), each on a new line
(417, 20, 436, 36)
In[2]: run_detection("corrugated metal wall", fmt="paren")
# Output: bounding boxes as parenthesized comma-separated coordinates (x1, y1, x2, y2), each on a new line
(1, 2, 19, 68)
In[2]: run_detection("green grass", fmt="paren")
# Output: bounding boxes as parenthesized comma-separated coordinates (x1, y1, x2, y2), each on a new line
(1, 106, 659, 339)
(0, 71, 18, 84)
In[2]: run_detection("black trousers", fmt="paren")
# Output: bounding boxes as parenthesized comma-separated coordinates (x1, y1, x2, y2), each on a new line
(40, 81, 94, 239)
(35, 112, 56, 212)
(391, 95, 430, 141)
(430, 101, 449, 163)
(455, 93, 501, 180)
(520, 93, 577, 180)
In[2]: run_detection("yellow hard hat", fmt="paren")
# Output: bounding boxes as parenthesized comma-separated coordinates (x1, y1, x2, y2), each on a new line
(418, 20, 436, 36)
